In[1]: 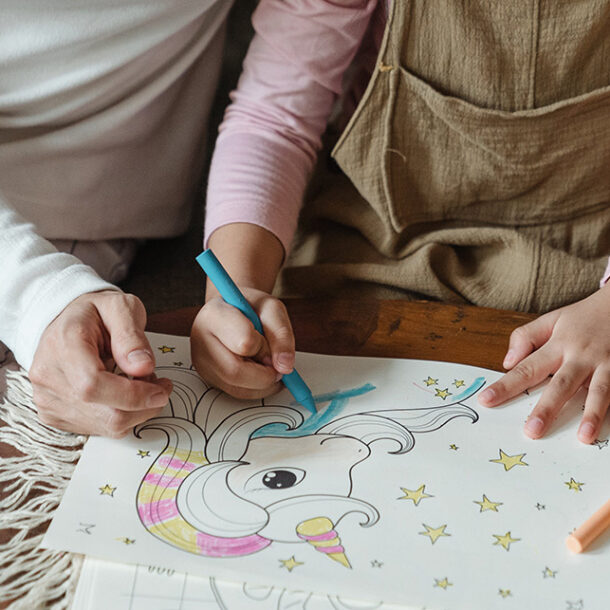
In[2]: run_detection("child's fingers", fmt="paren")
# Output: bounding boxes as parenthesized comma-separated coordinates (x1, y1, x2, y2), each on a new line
(194, 331, 280, 392)
(258, 298, 295, 375)
(503, 311, 559, 369)
(478, 346, 560, 407)
(206, 298, 268, 359)
(578, 366, 610, 444)
(523, 361, 590, 439)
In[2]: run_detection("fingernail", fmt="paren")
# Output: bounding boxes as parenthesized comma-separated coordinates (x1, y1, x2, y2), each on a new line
(128, 349, 152, 364)
(478, 388, 495, 405)
(503, 350, 515, 367)
(578, 421, 596, 442)
(524, 416, 545, 438)
(276, 352, 294, 372)
(148, 391, 168, 408)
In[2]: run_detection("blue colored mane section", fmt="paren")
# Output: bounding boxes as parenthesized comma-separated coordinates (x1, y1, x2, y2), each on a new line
(251, 383, 377, 439)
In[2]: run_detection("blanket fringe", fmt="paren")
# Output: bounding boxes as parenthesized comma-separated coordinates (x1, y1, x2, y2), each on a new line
(0, 368, 85, 609)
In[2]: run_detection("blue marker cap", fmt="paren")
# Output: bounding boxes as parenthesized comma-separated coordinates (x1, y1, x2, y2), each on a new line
(196, 249, 316, 413)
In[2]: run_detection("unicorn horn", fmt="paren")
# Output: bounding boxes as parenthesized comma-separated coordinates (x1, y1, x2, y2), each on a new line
(296, 516, 351, 568)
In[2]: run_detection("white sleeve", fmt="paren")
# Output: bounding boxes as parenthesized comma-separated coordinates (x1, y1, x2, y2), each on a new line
(0, 197, 118, 370)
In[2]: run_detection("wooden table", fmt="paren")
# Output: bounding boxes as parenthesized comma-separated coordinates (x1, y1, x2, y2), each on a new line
(147, 299, 536, 372)
(0, 299, 535, 608)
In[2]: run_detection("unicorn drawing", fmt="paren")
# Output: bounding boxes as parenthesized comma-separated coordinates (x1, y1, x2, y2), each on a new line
(135, 366, 482, 567)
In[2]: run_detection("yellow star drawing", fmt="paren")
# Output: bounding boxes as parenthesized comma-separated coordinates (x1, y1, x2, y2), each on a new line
(398, 484, 434, 506)
(474, 494, 503, 513)
(420, 524, 451, 544)
(493, 531, 520, 551)
(498, 589, 512, 598)
(434, 577, 452, 590)
(424, 376, 438, 386)
(158, 345, 175, 354)
(279, 556, 304, 572)
(453, 379, 465, 388)
(116, 537, 135, 545)
(137, 450, 150, 458)
(449, 444, 459, 450)
(542, 566, 557, 578)
(564, 477, 584, 492)
(99, 484, 116, 497)
(434, 387, 452, 400)
(490, 449, 528, 471)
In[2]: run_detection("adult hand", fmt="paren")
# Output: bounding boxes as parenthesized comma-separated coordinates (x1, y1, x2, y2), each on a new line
(29, 290, 172, 437)
(478, 284, 610, 444)
(190, 288, 295, 400)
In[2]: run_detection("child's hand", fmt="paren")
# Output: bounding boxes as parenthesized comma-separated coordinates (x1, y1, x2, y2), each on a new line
(478, 284, 610, 443)
(29, 291, 172, 437)
(190, 288, 295, 400)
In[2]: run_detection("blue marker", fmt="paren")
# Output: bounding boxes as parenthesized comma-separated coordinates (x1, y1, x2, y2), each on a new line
(196, 249, 317, 414)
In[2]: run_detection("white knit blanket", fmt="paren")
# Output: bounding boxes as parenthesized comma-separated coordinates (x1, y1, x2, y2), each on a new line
(0, 360, 85, 609)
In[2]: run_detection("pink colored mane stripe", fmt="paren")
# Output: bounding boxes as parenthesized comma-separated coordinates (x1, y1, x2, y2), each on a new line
(157, 457, 199, 471)
(144, 473, 183, 487)
(138, 499, 180, 526)
(297, 530, 337, 542)
(196, 532, 271, 557)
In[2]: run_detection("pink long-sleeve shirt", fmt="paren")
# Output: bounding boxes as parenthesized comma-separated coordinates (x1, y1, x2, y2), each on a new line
(205, 0, 610, 287)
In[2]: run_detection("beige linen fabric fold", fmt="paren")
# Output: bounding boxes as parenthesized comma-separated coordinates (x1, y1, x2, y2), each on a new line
(278, 0, 610, 313)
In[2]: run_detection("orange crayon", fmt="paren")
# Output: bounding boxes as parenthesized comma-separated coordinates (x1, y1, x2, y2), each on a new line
(566, 498, 610, 553)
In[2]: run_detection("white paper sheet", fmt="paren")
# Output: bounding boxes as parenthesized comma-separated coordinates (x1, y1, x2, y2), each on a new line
(43, 332, 610, 610)
(72, 556, 409, 610)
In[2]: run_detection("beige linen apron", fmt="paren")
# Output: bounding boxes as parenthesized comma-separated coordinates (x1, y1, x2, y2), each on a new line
(277, 0, 610, 313)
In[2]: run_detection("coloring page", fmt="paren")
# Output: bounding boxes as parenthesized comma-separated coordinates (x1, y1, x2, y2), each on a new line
(43, 333, 610, 609)
(72, 557, 408, 610)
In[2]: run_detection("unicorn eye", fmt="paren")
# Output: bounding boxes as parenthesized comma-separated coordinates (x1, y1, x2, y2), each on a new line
(245, 468, 305, 491)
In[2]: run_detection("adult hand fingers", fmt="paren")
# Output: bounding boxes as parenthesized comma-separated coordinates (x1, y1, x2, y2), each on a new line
(478, 346, 560, 407)
(55, 323, 169, 412)
(49, 296, 170, 411)
(258, 297, 295, 374)
(502, 310, 559, 369)
(35, 387, 164, 437)
(578, 366, 610, 444)
(97, 293, 155, 377)
(523, 361, 590, 439)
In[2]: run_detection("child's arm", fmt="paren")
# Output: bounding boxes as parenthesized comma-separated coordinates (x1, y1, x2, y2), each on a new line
(193, 0, 378, 398)
(205, 0, 379, 256)
(478, 278, 610, 444)
(191, 223, 291, 399)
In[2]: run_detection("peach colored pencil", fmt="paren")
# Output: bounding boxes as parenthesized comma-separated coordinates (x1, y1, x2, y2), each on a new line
(566, 499, 610, 553)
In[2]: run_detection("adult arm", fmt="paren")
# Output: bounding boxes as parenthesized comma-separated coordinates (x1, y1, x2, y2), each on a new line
(0, 197, 171, 436)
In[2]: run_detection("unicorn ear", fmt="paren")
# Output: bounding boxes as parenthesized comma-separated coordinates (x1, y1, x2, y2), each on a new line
(177, 462, 269, 537)
(206, 406, 303, 462)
